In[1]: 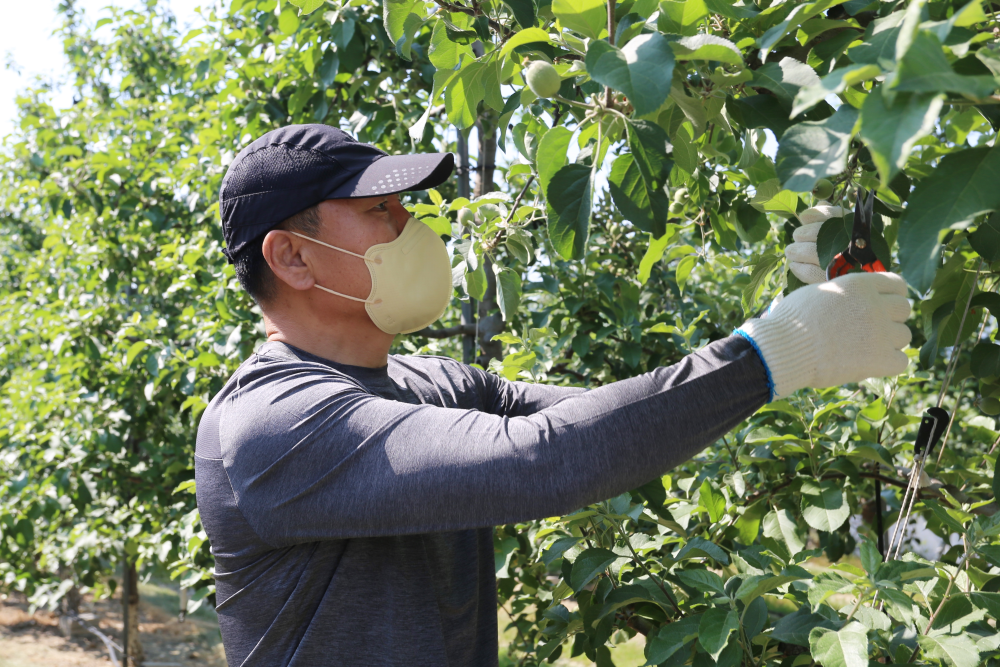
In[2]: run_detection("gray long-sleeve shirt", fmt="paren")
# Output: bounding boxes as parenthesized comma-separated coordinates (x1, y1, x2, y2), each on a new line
(194, 337, 768, 666)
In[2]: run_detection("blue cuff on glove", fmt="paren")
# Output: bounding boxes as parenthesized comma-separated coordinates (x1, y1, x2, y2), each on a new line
(733, 329, 775, 403)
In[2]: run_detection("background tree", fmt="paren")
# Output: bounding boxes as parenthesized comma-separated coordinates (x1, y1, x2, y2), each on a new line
(2, 0, 1000, 665)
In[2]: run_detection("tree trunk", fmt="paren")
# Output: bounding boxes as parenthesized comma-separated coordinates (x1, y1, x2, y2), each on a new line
(58, 575, 83, 638)
(178, 587, 188, 623)
(456, 128, 477, 365)
(122, 559, 144, 666)
(473, 112, 502, 367)
(476, 257, 503, 367)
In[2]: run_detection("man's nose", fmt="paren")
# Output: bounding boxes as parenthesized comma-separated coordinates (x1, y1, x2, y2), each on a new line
(388, 199, 410, 235)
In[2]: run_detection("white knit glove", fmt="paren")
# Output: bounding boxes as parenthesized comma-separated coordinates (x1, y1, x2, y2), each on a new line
(736, 272, 911, 400)
(786, 202, 848, 284)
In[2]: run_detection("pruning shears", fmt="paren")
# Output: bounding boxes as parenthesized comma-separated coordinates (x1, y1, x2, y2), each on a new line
(826, 187, 888, 280)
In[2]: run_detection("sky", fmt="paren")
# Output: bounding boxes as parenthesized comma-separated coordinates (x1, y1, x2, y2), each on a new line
(0, 0, 209, 139)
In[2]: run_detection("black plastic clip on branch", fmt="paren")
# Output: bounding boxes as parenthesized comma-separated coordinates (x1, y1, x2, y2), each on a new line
(914, 407, 950, 457)
(885, 407, 952, 562)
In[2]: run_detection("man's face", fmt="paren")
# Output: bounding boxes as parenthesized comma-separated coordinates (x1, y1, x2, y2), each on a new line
(305, 194, 412, 303)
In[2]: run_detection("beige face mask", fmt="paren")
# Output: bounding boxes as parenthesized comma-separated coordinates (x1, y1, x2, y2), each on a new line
(291, 217, 452, 335)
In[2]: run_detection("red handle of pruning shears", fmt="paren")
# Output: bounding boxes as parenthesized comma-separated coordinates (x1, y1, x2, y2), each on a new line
(826, 187, 888, 279)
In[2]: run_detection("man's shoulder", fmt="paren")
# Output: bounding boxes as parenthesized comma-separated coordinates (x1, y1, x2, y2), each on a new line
(196, 347, 367, 455)
(388, 353, 488, 384)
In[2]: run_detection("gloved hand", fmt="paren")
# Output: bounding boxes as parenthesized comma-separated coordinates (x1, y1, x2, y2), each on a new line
(735, 272, 911, 400)
(785, 201, 848, 284)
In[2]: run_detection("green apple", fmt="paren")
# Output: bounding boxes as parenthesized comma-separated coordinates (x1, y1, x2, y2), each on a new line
(812, 178, 833, 200)
(524, 61, 561, 99)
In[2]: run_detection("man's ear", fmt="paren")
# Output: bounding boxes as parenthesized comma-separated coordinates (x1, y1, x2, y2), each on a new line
(261, 230, 315, 292)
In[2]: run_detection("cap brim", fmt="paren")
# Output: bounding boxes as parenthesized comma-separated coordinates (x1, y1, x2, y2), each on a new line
(330, 152, 455, 199)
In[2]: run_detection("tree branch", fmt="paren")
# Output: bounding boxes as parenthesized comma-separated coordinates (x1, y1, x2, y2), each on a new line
(412, 324, 477, 338)
(606, 0, 615, 109)
(432, 0, 513, 38)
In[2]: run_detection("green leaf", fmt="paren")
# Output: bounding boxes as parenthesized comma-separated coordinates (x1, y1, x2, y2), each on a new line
(893, 31, 999, 99)
(543, 536, 582, 566)
(917, 633, 980, 667)
(547, 163, 594, 260)
(734, 199, 769, 244)
(859, 89, 944, 185)
(898, 144, 1000, 292)
(445, 61, 486, 130)
(645, 615, 701, 664)
(809, 621, 870, 667)
(729, 94, 794, 137)
(536, 126, 573, 193)
(752, 58, 820, 109)
(394, 12, 424, 60)
(816, 210, 853, 272)
(699, 479, 726, 523)
(125, 341, 148, 368)
(429, 21, 473, 70)
(466, 262, 487, 301)
(704, 0, 758, 19)
(675, 254, 698, 293)
(502, 0, 536, 28)
(698, 608, 739, 661)
(757, 0, 849, 62)
(505, 229, 533, 264)
(287, 0, 325, 14)
(585, 33, 676, 117)
(771, 607, 838, 647)
(670, 123, 699, 174)
(496, 268, 522, 322)
(627, 120, 672, 191)
(764, 508, 805, 556)
(969, 211, 1000, 262)
(710, 210, 740, 251)
(676, 569, 727, 596)
(792, 63, 882, 117)
(735, 498, 767, 545)
(499, 27, 551, 58)
(670, 34, 742, 65)
(569, 547, 618, 592)
(675, 536, 729, 564)
(776, 105, 859, 193)
(847, 11, 905, 67)
(860, 539, 881, 575)
(735, 572, 808, 603)
(972, 343, 1000, 379)
(741, 252, 781, 315)
(800, 480, 851, 532)
(637, 229, 675, 284)
(318, 50, 340, 88)
(553, 0, 607, 39)
(592, 585, 663, 625)
(658, 0, 708, 36)
(172, 479, 197, 495)
(278, 7, 301, 34)
(609, 154, 670, 236)
(970, 291, 1000, 320)
(421, 215, 452, 237)
(382, 0, 420, 43)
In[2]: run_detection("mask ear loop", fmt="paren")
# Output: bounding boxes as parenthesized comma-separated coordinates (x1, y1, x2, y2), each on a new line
(288, 231, 382, 305)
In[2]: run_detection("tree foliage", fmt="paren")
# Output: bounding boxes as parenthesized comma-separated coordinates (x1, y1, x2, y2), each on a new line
(3, 0, 1000, 664)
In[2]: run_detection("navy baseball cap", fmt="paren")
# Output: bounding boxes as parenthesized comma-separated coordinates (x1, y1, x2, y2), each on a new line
(219, 124, 455, 262)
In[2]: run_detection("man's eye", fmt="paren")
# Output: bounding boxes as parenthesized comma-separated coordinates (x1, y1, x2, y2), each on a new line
(373, 201, 388, 211)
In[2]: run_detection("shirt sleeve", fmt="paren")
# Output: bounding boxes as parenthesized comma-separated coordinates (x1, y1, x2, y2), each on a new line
(221, 336, 769, 547)
(462, 362, 588, 417)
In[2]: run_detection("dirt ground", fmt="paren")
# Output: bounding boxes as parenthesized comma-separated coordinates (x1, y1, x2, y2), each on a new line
(0, 582, 226, 667)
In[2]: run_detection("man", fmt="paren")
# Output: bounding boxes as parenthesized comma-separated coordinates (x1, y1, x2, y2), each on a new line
(195, 124, 911, 666)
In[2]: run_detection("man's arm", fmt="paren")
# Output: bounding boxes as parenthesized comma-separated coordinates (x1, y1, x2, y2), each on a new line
(220, 335, 767, 547)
